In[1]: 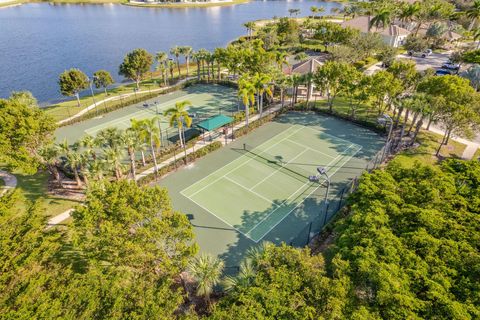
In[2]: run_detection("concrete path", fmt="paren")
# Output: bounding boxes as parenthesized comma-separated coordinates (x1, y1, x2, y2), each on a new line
(58, 77, 195, 125)
(47, 103, 283, 226)
(0, 169, 17, 197)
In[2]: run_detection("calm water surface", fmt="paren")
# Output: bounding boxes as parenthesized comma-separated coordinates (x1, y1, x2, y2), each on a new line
(0, 1, 341, 102)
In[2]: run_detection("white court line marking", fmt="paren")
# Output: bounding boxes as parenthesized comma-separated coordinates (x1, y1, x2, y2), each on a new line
(181, 126, 303, 197)
(245, 144, 356, 238)
(222, 176, 276, 204)
(84, 93, 201, 134)
(285, 139, 336, 159)
(247, 144, 363, 242)
(248, 149, 310, 191)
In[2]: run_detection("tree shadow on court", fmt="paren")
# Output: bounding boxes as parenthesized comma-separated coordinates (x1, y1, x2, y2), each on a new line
(275, 111, 384, 160)
(217, 177, 352, 273)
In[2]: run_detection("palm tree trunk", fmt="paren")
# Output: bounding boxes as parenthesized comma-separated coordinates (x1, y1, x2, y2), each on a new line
(245, 103, 249, 127)
(407, 112, 418, 135)
(141, 151, 146, 167)
(410, 117, 423, 146)
(436, 130, 448, 156)
(150, 142, 158, 176)
(176, 57, 181, 76)
(197, 62, 201, 81)
(186, 57, 190, 78)
(129, 149, 136, 180)
(73, 168, 82, 187)
(178, 126, 184, 147)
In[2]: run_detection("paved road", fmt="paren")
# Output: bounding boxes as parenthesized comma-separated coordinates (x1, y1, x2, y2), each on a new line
(365, 51, 453, 75)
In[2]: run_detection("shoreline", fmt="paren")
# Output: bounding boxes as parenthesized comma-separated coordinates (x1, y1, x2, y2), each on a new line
(124, 0, 249, 8)
(0, 0, 250, 7)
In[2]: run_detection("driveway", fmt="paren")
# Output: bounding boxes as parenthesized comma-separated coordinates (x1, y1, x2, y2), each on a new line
(365, 51, 453, 75)
(396, 51, 452, 71)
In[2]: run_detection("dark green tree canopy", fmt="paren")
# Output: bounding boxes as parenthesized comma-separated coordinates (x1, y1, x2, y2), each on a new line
(0, 92, 56, 174)
(58, 68, 89, 97)
(118, 48, 153, 88)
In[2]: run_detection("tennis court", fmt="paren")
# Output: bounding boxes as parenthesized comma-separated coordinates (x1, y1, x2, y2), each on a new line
(180, 124, 362, 242)
(55, 84, 237, 143)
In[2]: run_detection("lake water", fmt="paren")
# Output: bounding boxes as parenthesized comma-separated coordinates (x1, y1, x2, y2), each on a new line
(0, 0, 341, 102)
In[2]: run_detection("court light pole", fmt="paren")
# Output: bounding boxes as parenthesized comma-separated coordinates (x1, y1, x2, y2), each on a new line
(88, 76, 98, 116)
(317, 167, 330, 226)
(154, 102, 164, 143)
(377, 114, 393, 163)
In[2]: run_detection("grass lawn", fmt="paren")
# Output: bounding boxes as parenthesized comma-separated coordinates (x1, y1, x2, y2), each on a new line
(45, 66, 198, 122)
(307, 96, 379, 124)
(474, 146, 480, 160)
(13, 170, 81, 217)
(389, 130, 466, 168)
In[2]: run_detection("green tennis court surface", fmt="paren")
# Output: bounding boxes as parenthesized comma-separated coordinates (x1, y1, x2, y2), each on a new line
(55, 84, 237, 143)
(181, 125, 362, 242)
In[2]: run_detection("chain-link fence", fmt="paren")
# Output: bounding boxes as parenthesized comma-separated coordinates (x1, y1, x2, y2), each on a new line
(288, 145, 386, 248)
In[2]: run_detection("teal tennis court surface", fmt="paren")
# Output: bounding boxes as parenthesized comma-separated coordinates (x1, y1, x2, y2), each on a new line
(181, 125, 362, 242)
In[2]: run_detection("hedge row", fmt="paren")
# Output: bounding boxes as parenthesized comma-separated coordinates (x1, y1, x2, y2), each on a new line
(233, 110, 280, 138)
(137, 141, 223, 185)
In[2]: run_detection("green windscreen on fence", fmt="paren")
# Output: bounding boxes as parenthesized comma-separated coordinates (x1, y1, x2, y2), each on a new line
(196, 114, 233, 132)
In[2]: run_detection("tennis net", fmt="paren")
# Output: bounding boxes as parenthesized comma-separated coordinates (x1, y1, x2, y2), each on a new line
(242, 143, 315, 182)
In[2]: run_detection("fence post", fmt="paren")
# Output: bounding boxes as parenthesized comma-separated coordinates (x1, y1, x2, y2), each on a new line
(338, 188, 345, 211)
(306, 222, 312, 245)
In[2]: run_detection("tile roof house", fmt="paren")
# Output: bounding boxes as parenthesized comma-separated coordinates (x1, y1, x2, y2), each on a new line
(341, 16, 410, 47)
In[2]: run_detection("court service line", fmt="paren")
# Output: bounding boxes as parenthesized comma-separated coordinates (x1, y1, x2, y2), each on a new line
(248, 149, 310, 191)
(249, 144, 363, 242)
(285, 138, 336, 159)
(245, 143, 354, 237)
(222, 176, 276, 204)
(181, 126, 304, 198)
(185, 194, 256, 241)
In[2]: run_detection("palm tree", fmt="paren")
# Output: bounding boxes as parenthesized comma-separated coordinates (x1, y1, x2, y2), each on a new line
(164, 100, 192, 148)
(461, 64, 480, 91)
(398, 2, 420, 28)
(58, 139, 82, 187)
(180, 46, 193, 78)
(155, 51, 168, 86)
(188, 254, 224, 308)
(167, 60, 176, 83)
(467, 0, 480, 31)
(102, 146, 125, 180)
(243, 21, 256, 38)
(192, 51, 202, 81)
(141, 118, 161, 177)
(39, 144, 62, 187)
(369, 9, 393, 31)
(95, 127, 123, 149)
(197, 48, 210, 79)
(252, 73, 273, 116)
(170, 46, 182, 77)
(86, 159, 105, 182)
(130, 119, 149, 167)
(310, 6, 325, 19)
(122, 129, 139, 180)
(238, 76, 256, 126)
(223, 259, 256, 292)
(80, 134, 97, 161)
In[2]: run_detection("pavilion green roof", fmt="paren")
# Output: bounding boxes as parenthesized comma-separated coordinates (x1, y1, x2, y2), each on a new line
(196, 114, 233, 131)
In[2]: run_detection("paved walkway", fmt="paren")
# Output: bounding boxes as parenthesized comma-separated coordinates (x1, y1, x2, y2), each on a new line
(0, 169, 17, 197)
(58, 77, 195, 125)
(424, 123, 479, 160)
(47, 103, 283, 226)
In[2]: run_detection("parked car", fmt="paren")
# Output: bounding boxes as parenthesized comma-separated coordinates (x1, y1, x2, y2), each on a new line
(441, 62, 460, 71)
(435, 69, 452, 76)
(408, 49, 432, 58)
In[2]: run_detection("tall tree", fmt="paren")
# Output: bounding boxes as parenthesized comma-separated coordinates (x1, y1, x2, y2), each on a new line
(467, 0, 480, 30)
(58, 68, 89, 108)
(180, 46, 193, 78)
(118, 48, 153, 89)
(92, 70, 114, 96)
(155, 51, 168, 86)
(164, 100, 193, 148)
(238, 76, 256, 126)
(0, 92, 56, 174)
(170, 46, 182, 77)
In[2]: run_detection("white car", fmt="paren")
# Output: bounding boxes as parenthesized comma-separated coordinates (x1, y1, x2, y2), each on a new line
(408, 49, 432, 58)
